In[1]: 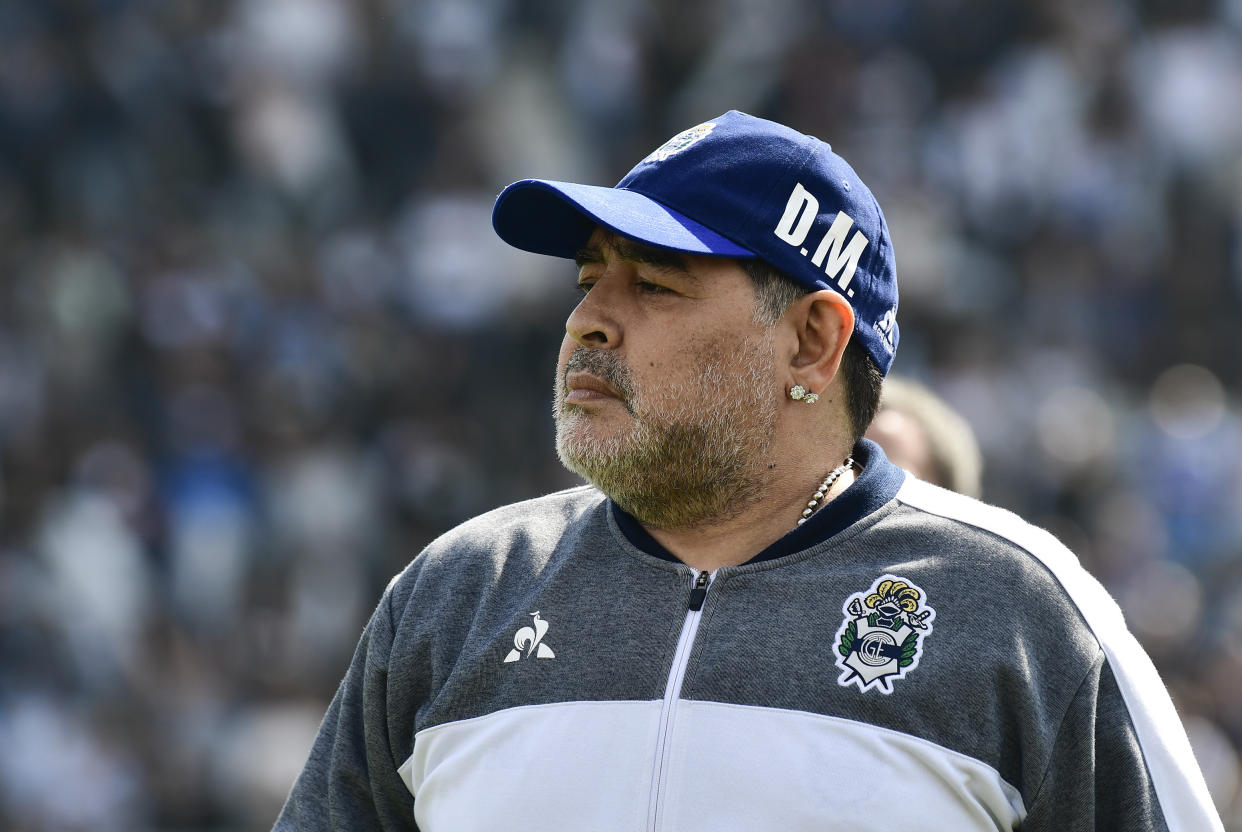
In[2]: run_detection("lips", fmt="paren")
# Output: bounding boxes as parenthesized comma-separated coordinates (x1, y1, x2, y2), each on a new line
(565, 372, 623, 402)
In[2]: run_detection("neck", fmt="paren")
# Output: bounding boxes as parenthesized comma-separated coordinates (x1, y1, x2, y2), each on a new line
(639, 449, 858, 572)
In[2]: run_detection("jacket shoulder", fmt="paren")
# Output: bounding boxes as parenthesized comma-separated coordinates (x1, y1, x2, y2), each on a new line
(386, 484, 607, 602)
(893, 476, 1128, 651)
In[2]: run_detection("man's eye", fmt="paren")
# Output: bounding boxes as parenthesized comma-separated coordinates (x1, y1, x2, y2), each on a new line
(576, 282, 594, 295)
(637, 281, 671, 295)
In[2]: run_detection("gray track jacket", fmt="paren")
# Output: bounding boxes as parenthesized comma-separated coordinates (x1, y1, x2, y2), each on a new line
(274, 441, 1222, 831)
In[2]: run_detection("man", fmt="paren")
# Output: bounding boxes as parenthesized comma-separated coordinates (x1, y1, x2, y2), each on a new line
(866, 375, 984, 498)
(275, 111, 1222, 830)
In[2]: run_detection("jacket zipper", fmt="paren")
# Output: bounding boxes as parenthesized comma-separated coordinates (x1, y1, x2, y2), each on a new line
(647, 569, 713, 831)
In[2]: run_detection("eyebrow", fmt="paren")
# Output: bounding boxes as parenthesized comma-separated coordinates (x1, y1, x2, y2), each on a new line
(573, 234, 696, 281)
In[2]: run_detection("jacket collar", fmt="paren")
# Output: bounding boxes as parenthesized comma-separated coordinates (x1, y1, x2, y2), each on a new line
(610, 438, 906, 566)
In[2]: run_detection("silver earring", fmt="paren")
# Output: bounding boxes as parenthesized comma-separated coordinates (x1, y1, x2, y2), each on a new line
(789, 385, 819, 404)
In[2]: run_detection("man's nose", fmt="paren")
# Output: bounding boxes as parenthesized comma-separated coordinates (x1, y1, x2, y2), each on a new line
(565, 280, 622, 349)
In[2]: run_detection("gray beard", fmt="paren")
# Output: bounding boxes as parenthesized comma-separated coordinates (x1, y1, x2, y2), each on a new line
(553, 337, 780, 531)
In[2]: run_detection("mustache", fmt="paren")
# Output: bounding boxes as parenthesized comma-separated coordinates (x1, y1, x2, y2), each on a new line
(563, 347, 635, 405)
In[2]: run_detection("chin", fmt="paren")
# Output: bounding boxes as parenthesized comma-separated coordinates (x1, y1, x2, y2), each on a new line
(557, 417, 628, 454)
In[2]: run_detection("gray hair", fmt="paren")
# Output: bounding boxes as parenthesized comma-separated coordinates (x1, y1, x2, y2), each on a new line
(740, 259, 883, 442)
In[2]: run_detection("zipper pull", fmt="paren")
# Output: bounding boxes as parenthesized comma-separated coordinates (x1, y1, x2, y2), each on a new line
(687, 570, 710, 611)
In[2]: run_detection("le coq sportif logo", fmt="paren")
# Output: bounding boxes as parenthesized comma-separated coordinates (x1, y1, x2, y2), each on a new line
(504, 611, 556, 663)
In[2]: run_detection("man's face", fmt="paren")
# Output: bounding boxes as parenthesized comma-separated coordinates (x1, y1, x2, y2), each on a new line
(553, 229, 783, 530)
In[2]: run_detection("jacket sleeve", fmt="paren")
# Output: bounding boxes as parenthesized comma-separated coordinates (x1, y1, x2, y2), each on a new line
(273, 588, 418, 831)
(1022, 650, 1222, 831)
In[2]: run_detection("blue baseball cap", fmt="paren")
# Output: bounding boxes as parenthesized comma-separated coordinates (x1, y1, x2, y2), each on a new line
(491, 110, 899, 375)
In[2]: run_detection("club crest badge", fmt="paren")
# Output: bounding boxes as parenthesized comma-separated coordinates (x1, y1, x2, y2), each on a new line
(834, 575, 934, 694)
(644, 122, 716, 163)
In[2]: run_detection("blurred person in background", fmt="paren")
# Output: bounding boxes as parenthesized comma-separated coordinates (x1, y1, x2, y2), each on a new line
(274, 112, 1222, 831)
(866, 375, 984, 498)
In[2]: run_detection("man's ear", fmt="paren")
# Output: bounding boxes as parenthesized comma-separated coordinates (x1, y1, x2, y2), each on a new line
(788, 290, 855, 393)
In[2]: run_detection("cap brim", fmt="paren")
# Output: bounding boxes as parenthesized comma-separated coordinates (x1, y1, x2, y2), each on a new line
(491, 179, 754, 259)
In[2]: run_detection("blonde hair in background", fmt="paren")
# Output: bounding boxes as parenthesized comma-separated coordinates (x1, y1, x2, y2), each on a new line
(868, 376, 984, 499)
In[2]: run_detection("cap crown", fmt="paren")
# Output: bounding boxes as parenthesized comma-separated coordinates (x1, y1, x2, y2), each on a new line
(619, 111, 899, 372)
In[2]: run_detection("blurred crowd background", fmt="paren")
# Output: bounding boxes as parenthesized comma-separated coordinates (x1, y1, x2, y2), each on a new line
(1, 0, 1241, 829)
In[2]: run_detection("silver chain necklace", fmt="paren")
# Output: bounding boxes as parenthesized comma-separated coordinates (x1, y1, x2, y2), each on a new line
(795, 457, 855, 528)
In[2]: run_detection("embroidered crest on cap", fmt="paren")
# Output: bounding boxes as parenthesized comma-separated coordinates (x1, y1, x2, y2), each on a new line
(873, 306, 898, 353)
(644, 122, 716, 163)
(835, 575, 934, 694)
